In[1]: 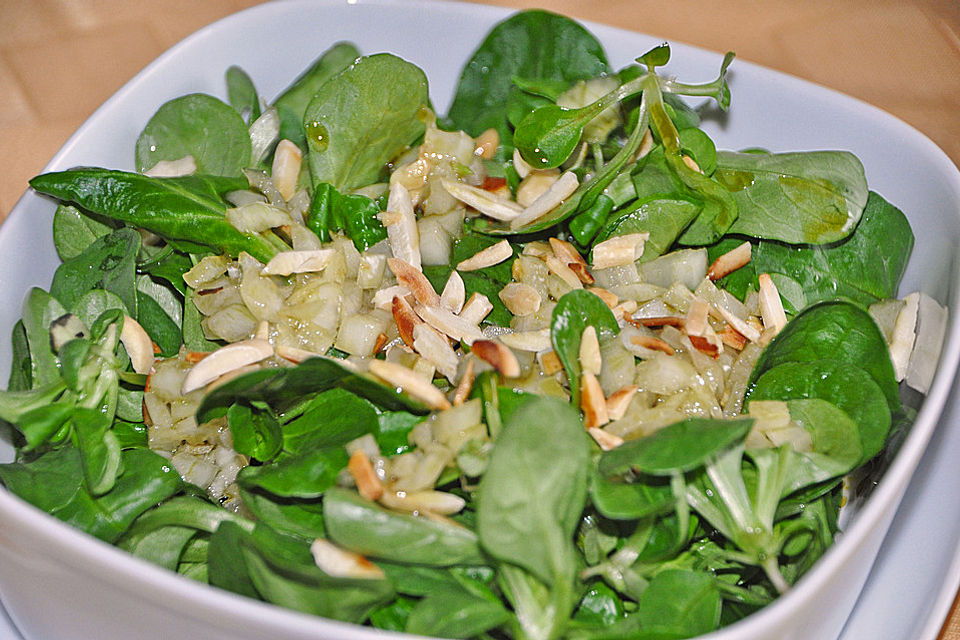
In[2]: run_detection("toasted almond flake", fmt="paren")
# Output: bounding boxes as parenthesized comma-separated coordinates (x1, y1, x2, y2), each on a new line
(368, 360, 451, 410)
(481, 177, 510, 197)
(441, 178, 523, 221)
(373, 285, 412, 311)
(459, 292, 494, 326)
(379, 489, 466, 515)
(512, 147, 534, 179)
(549, 238, 586, 267)
(684, 297, 711, 337)
(471, 339, 521, 378)
(707, 241, 752, 281)
(510, 171, 580, 229)
(416, 304, 484, 345)
(592, 233, 649, 269)
(181, 338, 272, 394)
(636, 129, 655, 160)
(276, 344, 322, 364)
(310, 539, 384, 580)
(457, 239, 513, 271)
(120, 315, 155, 375)
(474, 128, 500, 159)
(588, 427, 624, 451)
(517, 170, 560, 207)
(381, 182, 421, 270)
(440, 271, 466, 314)
(716, 305, 762, 343)
(184, 351, 211, 364)
(453, 359, 476, 406)
(521, 241, 552, 259)
(271, 139, 303, 201)
(605, 386, 638, 421)
(413, 323, 460, 382)
(392, 295, 422, 348)
(612, 300, 638, 323)
(568, 262, 595, 285)
(580, 372, 609, 428)
(373, 332, 389, 354)
(720, 326, 747, 350)
(499, 328, 552, 352)
(682, 154, 702, 173)
(587, 287, 619, 309)
(262, 249, 336, 276)
(144, 155, 196, 178)
(688, 334, 722, 358)
(758, 274, 788, 335)
(545, 255, 583, 289)
(630, 335, 675, 355)
(348, 449, 384, 501)
(629, 315, 685, 329)
(498, 282, 541, 317)
(538, 350, 564, 375)
(388, 257, 440, 306)
(578, 326, 602, 376)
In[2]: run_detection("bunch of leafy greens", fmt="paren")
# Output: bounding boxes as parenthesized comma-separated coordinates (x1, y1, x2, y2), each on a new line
(1, 8, 918, 640)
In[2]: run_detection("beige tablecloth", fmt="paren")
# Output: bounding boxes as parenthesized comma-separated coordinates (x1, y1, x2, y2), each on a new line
(2, 0, 960, 637)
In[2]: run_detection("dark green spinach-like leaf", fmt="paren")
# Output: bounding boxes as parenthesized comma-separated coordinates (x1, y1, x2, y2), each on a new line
(135, 93, 252, 177)
(225, 65, 261, 123)
(305, 182, 386, 251)
(304, 53, 428, 192)
(594, 197, 701, 263)
(324, 488, 486, 566)
(405, 586, 512, 638)
(52, 204, 113, 261)
(50, 227, 140, 319)
(636, 569, 721, 638)
(446, 10, 608, 145)
(718, 150, 868, 244)
(30, 169, 277, 262)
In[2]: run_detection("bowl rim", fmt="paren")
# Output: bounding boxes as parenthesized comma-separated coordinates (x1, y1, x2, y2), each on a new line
(2, 1, 960, 638)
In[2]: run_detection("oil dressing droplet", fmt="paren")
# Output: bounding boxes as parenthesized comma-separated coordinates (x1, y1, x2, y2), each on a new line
(306, 121, 329, 152)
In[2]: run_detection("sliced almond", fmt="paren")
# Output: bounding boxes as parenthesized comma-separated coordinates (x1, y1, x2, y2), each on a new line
(392, 295, 422, 348)
(416, 304, 484, 345)
(452, 358, 476, 406)
(271, 139, 303, 201)
(716, 305, 762, 343)
(368, 360, 451, 410)
(688, 334, 722, 358)
(568, 262, 595, 285)
(592, 233, 649, 269)
(474, 128, 499, 159)
(630, 335, 674, 355)
(440, 271, 466, 314)
(587, 287, 618, 309)
(276, 344, 323, 364)
(184, 351, 212, 364)
(499, 328, 552, 352)
(181, 338, 272, 394)
(517, 170, 560, 208)
(720, 326, 747, 350)
(538, 350, 563, 375)
(373, 285, 411, 311)
(521, 241, 552, 259)
(636, 129, 655, 160)
(262, 249, 336, 276)
(310, 538, 384, 580)
(587, 427, 624, 451)
(143, 155, 196, 178)
(605, 385, 638, 421)
(578, 326, 602, 376)
(413, 323, 460, 383)
(758, 274, 788, 335)
(682, 154, 702, 173)
(120, 315, 155, 375)
(707, 241, 752, 281)
(381, 182, 421, 270)
(512, 147, 534, 179)
(510, 171, 579, 229)
(611, 300, 638, 323)
(388, 257, 440, 306)
(373, 332, 390, 355)
(348, 449, 384, 501)
(459, 292, 494, 326)
(549, 237, 587, 268)
(379, 489, 466, 515)
(629, 316, 685, 329)
(206, 362, 261, 392)
(441, 179, 523, 221)
(684, 297, 711, 338)
(471, 339, 521, 378)
(457, 240, 513, 271)
(498, 282, 541, 317)
(545, 254, 583, 289)
(580, 372, 609, 428)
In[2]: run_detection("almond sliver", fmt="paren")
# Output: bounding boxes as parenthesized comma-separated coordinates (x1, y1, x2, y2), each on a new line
(368, 360, 451, 410)
(457, 240, 513, 271)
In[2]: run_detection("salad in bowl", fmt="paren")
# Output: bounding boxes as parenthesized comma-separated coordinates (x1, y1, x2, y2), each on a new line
(0, 6, 953, 640)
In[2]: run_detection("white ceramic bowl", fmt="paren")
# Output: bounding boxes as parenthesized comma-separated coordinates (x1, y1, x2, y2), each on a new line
(1, 2, 958, 639)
